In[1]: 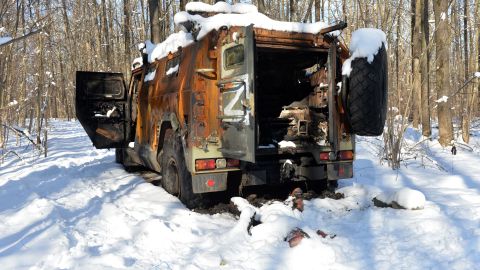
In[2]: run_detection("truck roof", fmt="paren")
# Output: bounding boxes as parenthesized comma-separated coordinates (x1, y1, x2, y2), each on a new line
(137, 2, 345, 67)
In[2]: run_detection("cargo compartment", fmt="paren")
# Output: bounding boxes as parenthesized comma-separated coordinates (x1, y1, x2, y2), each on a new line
(255, 47, 330, 152)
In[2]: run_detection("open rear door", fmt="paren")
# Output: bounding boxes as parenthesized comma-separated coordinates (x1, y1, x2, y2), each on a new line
(218, 25, 256, 162)
(76, 71, 127, 149)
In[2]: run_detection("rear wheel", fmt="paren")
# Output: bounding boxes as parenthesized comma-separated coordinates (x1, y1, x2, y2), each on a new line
(160, 129, 209, 209)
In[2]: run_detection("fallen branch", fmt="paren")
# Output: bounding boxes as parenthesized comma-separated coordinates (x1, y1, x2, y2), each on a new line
(1, 124, 43, 152)
(0, 150, 26, 165)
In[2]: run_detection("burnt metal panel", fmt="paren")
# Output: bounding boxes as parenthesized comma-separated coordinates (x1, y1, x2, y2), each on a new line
(219, 24, 256, 163)
(76, 71, 127, 149)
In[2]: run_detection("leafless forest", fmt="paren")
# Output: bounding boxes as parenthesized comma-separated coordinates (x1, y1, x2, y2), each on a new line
(0, 0, 479, 165)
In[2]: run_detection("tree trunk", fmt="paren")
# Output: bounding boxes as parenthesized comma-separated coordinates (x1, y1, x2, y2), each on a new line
(124, 0, 132, 75)
(289, 0, 295, 21)
(411, 0, 421, 128)
(149, 0, 161, 43)
(314, 0, 320, 22)
(101, 0, 112, 69)
(461, 0, 470, 143)
(433, 0, 453, 146)
(179, 0, 185, 11)
(420, 0, 431, 137)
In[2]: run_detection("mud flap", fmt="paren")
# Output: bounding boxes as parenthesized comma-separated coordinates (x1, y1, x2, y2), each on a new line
(327, 163, 353, 180)
(192, 172, 228, 193)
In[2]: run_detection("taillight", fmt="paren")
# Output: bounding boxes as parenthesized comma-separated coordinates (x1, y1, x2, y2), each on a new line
(216, 158, 227, 169)
(195, 158, 239, 171)
(206, 179, 216, 187)
(227, 159, 240, 168)
(338, 150, 354, 160)
(195, 159, 216, 171)
(319, 152, 330, 161)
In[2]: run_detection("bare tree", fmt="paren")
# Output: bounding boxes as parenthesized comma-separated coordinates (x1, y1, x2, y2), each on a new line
(433, 0, 453, 146)
(149, 0, 162, 43)
(420, 0, 431, 137)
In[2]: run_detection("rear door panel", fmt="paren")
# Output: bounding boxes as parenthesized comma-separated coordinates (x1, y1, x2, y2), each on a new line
(76, 71, 127, 149)
(218, 25, 256, 162)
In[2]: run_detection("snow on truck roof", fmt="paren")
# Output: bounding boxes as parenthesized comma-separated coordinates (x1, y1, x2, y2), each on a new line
(185, 1, 258, 14)
(142, 1, 330, 64)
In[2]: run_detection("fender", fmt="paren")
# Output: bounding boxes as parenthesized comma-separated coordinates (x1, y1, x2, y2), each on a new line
(156, 112, 192, 172)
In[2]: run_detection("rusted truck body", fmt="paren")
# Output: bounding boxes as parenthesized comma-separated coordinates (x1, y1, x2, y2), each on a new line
(76, 21, 365, 207)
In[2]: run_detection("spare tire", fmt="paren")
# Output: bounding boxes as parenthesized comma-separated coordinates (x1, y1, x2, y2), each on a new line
(345, 44, 388, 136)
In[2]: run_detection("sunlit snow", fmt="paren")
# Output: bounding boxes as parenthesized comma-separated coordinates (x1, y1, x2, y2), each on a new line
(1, 119, 480, 269)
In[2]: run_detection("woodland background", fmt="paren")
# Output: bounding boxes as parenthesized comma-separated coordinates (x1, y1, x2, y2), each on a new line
(0, 0, 479, 168)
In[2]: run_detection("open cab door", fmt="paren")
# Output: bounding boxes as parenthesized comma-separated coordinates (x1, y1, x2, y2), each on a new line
(218, 25, 256, 162)
(76, 71, 127, 149)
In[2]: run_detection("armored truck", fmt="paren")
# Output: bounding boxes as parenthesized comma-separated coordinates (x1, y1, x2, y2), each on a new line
(76, 4, 387, 208)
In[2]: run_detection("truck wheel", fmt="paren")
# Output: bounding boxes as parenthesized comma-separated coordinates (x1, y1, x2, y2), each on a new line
(161, 129, 209, 209)
(346, 44, 388, 136)
(115, 148, 124, 164)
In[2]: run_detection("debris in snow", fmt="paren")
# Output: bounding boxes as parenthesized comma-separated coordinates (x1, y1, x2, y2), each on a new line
(279, 140, 296, 148)
(342, 28, 387, 76)
(451, 144, 457, 155)
(435, 95, 449, 103)
(285, 227, 310, 247)
(186, 2, 258, 14)
(317, 230, 336, 239)
(373, 188, 426, 210)
(475, 71, 480, 78)
(290, 187, 304, 212)
(144, 2, 330, 63)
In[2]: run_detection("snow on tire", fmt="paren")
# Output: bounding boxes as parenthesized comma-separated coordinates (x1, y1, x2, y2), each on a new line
(346, 44, 388, 136)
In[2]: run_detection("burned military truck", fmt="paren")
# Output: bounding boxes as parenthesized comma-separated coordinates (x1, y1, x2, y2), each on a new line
(75, 4, 387, 208)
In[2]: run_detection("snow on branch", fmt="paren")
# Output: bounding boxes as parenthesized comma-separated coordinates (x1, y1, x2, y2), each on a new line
(0, 29, 42, 48)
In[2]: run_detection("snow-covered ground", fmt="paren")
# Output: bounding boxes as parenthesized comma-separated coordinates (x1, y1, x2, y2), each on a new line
(0, 120, 479, 269)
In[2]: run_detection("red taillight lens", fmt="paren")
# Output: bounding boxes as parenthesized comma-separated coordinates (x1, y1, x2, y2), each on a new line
(338, 150, 354, 160)
(227, 159, 240, 168)
(195, 159, 216, 171)
(319, 152, 330, 161)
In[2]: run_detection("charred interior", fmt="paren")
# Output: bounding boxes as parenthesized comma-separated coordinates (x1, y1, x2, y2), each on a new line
(255, 48, 330, 149)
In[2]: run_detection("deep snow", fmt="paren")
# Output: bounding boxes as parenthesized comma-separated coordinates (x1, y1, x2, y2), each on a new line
(0, 120, 479, 269)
